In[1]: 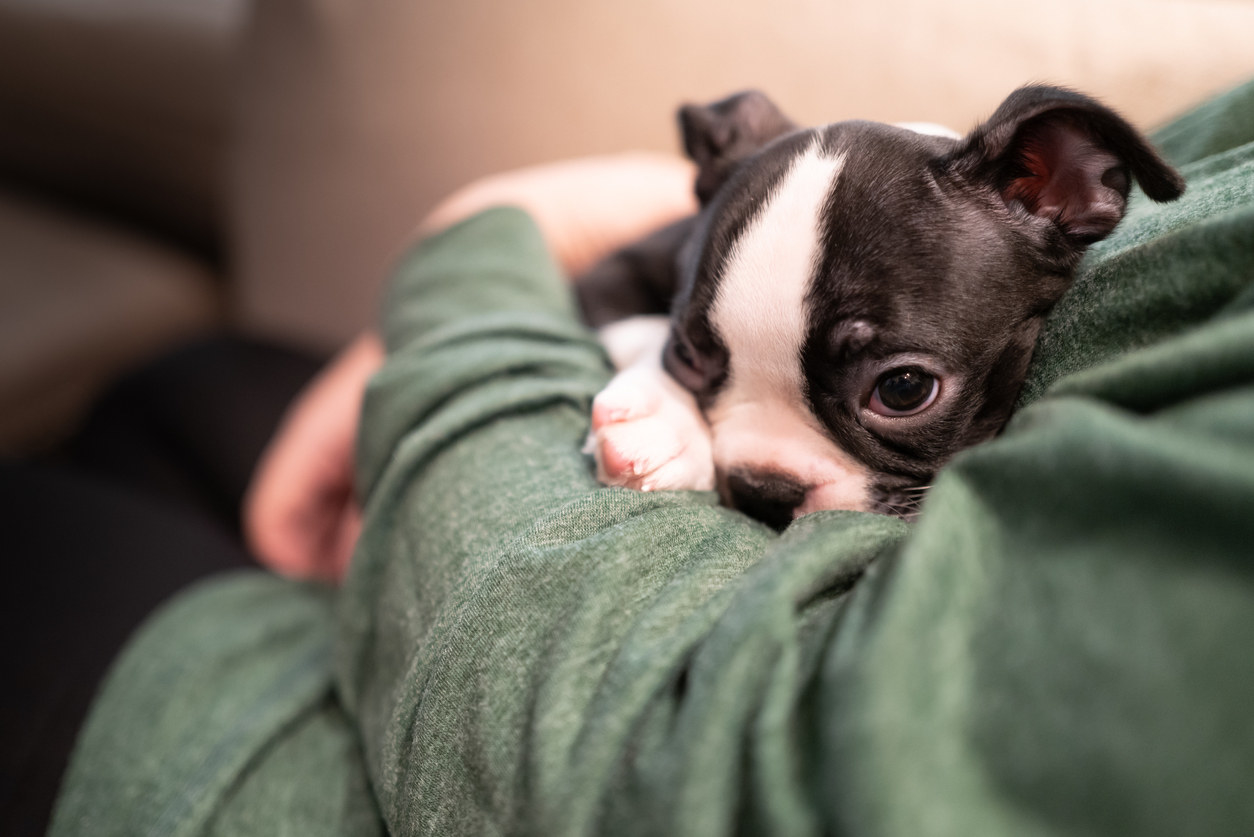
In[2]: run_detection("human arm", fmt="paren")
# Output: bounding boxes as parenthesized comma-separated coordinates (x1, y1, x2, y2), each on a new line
(243, 153, 697, 582)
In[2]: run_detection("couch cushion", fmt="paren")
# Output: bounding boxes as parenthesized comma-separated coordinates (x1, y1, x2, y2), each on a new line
(0, 192, 220, 453)
(0, 0, 247, 257)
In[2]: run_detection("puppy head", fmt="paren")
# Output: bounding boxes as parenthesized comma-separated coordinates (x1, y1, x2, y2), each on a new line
(666, 87, 1184, 527)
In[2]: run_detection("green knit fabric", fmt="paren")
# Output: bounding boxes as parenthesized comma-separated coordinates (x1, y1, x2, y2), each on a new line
(52, 79, 1254, 837)
(51, 574, 383, 837)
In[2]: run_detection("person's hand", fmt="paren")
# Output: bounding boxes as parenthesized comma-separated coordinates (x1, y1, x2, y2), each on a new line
(243, 332, 383, 583)
(244, 153, 697, 583)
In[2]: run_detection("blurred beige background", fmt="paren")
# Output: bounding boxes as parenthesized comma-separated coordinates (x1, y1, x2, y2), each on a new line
(233, 0, 1254, 348)
(3, 0, 1254, 450)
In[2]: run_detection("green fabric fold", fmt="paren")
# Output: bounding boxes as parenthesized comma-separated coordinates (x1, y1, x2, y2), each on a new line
(53, 79, 1254, 837)
(50, 574, 382, 837)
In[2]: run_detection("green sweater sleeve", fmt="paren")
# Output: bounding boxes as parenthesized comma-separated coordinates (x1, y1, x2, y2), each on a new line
(342, 72, 1254, 837)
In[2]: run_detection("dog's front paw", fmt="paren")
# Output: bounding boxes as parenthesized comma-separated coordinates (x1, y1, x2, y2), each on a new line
(586, 368, 715, 492)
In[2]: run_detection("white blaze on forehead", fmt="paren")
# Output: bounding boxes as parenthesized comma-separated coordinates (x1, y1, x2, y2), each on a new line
(709, 140, 844, 401)
(706, 139, 872, 512)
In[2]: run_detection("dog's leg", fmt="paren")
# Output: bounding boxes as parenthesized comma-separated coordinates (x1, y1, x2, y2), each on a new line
(573, 217, 695, 327)
(586, 316, 715, 492)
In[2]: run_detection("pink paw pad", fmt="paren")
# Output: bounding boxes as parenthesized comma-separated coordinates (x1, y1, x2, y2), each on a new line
(586, 373, 715, 492)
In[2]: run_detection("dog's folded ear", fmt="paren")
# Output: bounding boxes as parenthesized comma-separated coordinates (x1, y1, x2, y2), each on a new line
(948, 85, 1185, 244)
(679, 91, 797, 204)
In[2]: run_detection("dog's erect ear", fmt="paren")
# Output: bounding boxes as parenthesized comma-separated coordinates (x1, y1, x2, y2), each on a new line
(949, 85, 1185, 244)
(678, 90, 797, 204)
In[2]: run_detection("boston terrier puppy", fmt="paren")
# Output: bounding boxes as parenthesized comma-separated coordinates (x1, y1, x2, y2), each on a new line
(576, 86, 1184, 529)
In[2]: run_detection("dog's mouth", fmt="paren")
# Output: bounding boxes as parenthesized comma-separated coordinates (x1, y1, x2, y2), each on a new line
(718, 466, 926, 530)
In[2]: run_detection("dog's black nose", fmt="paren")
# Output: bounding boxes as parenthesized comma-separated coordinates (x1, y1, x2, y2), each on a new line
(725, 471, 806, 531)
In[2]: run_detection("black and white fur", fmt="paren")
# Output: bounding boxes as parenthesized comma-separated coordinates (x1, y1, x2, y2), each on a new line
(577, 86, 1184, 529)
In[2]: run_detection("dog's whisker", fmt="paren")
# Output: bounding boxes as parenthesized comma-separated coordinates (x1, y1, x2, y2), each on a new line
(880, 487, 929, 521)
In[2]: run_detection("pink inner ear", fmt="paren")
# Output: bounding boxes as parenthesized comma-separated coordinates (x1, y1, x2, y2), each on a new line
(1003, 119, 1127, 241)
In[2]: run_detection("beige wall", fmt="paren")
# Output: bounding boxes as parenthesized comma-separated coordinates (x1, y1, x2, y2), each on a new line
(231, 0, 1254, 349)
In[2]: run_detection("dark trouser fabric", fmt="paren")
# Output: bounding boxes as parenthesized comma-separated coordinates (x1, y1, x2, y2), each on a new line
(0, 336, 323, 837)
(68, 336, 326, 535)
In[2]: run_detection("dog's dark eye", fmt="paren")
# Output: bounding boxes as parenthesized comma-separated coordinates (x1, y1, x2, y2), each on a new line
(869, 367, 939, 416)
